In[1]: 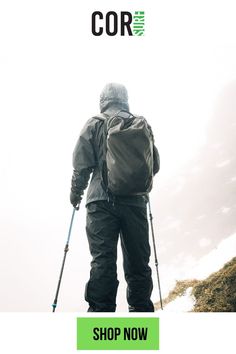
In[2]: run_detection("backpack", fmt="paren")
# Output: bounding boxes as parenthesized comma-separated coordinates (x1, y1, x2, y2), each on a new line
(94, 110, 154, 196)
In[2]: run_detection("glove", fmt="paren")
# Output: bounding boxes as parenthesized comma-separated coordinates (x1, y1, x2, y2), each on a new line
(70, 190, 82, 210)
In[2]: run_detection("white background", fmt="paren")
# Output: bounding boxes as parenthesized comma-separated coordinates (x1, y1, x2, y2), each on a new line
(0, 313, 235, 353)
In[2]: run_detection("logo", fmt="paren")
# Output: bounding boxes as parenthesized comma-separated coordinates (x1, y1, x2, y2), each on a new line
(91, 11, 145, 36)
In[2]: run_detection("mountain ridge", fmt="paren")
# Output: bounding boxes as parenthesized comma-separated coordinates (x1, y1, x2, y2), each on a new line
(155, 257, 236, 312)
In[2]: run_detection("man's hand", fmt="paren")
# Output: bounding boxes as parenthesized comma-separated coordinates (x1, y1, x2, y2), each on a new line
(70, 191, 81, 210)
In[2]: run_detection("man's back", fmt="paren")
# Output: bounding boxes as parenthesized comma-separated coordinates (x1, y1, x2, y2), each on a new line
(70, 83, 160, 312)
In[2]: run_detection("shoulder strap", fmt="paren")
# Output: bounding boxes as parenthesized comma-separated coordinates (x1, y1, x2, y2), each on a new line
(115, 110, 135, 119)
(91, 114, 109, 193)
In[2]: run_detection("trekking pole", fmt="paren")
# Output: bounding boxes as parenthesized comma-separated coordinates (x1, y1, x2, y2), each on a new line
(52, 208, 76, 312)
(148, 199, 163, 310)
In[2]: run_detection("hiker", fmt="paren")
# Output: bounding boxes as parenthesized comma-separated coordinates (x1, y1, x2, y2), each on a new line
(70, 83, 160, 312)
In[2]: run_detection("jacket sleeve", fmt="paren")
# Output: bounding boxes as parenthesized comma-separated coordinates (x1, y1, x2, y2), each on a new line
(153, 144, 160, 175)
(147, 121, 160, 175)
(71, 118, 96, 200)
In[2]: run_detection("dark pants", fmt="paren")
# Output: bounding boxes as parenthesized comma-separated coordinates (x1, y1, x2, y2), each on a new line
(85, 201, 154, 312)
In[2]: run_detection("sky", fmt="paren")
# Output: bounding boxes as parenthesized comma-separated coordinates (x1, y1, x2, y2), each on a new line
(0, 0, 236, 312)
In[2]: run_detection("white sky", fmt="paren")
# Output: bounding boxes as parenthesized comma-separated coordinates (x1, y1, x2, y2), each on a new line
(0, 0, 236, 311)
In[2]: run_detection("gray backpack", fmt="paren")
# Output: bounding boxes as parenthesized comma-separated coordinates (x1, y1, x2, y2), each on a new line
(95, 110, 154, 196)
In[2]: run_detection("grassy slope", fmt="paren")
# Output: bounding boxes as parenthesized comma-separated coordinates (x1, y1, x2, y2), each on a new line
(155, 257, 236, 312)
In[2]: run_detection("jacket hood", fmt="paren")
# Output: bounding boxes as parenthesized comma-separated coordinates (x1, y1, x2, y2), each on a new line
(100, 83, 129, 113)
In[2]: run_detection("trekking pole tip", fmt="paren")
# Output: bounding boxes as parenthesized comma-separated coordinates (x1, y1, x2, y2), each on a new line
(52, 303, 57, 312)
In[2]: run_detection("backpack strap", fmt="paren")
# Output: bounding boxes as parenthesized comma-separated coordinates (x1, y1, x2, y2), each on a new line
(92, 114, 109, 193)
(115, 110, 135, 119)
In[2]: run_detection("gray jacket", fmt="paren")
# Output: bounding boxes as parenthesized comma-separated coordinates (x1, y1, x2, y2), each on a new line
(71, 104, 160, 207)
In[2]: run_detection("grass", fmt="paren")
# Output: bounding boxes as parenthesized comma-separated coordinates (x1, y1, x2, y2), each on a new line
(155, 257, 236, 312)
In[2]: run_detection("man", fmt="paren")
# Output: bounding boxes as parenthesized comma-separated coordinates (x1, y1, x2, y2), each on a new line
(70, 83, 160, 312)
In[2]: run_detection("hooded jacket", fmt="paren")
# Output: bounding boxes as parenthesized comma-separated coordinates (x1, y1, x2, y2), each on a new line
(71, 84, 160, 207)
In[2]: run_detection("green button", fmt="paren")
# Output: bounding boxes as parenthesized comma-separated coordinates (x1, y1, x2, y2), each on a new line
(76, 317, 159, 350)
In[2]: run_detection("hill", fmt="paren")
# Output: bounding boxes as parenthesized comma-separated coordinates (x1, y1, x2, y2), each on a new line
(155, 257, 236, 312)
